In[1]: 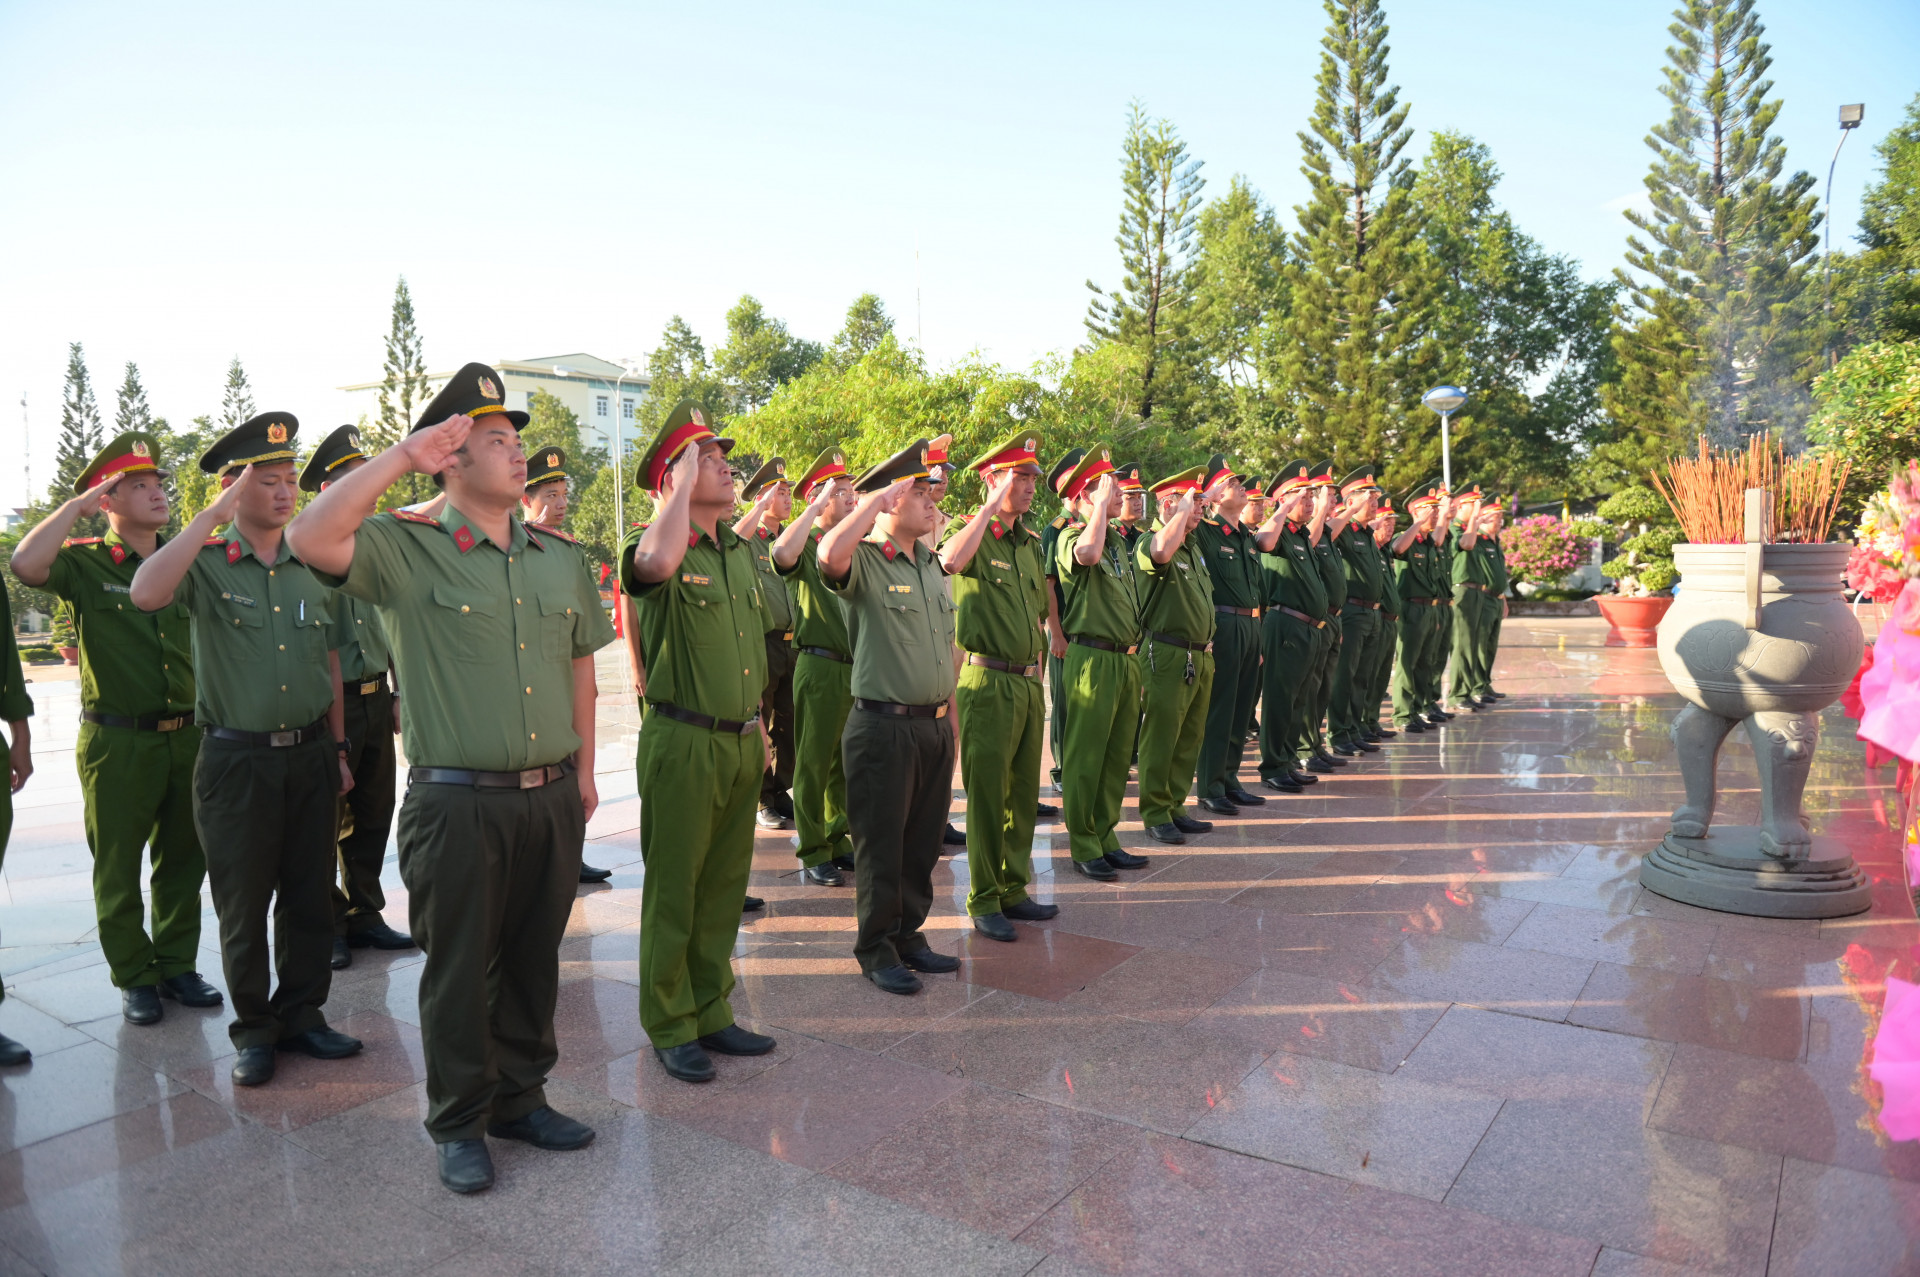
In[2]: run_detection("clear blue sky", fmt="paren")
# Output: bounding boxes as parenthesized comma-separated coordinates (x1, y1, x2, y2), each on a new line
(0, 0, 1913, 508)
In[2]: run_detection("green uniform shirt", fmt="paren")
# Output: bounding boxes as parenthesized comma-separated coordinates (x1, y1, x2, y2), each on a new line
(746, 525, 795, 634)
(779, 527, 851, 657)
(828, 537, 958, 705)
(327, 593, 392, 685)
(1377, 538, 1405, 615)
(44, 530, 193, 718)
(1194, 517, 1261, 611)
(175, 530, 336, 733)
(339, 508, 615, 769)
(1485, 533, 1510, 594)
(943, 514, 1047, 666)
(1135, 525, 1215, 643)
(1395, 533, 1443, 600)
(1455, 535, 1505, 591)
(1433, 529, 1458, 596)
(0, 588, 33, 724)
(1057, 524, 1142, 646)
(623, 519, 767, 724)
(1260, 524, 1328, 618)
(1309, 530, 1347, 620)
(1336, 525, 1386, 605)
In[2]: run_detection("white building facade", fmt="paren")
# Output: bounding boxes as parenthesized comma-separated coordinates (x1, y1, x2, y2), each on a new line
(340, 353, 650, 457)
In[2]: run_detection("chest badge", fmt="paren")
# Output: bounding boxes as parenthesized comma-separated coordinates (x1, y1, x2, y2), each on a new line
(887, 584, 913, 594)
(221, 591, 256, 607)
(682, 573, 711, 586)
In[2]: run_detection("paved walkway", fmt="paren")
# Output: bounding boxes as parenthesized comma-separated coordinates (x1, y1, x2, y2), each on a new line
(0, 619, 1915, 1275)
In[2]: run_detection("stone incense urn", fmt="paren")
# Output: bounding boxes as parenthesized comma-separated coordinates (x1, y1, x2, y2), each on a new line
(1639, 541, 1873, 918)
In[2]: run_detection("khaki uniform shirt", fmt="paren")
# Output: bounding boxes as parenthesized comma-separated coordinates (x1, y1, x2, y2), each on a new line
(780, 527, 851, 657)
(45, 530, 193, 718)
(337, 507, 614, 769)
(623, 520, 767, 724)
(1057, 523, 1142, 646)
(1261, 524, 1329, 619)
(828, 537, 957, 705)
(943, 514, 1046, 666)
(1194, 517, 1261, 612)
(327, 593, 392, 686)
(176, 529, 335, 733)
(1135, 524, 1215, 644)
(746, 525, 795, 635)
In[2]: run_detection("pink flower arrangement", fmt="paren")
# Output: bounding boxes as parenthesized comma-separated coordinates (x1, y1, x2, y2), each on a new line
(1502, 515, 1593, 587)
(1847, 462, 1920, 602)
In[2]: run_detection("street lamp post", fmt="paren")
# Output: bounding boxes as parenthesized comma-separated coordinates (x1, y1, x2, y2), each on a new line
(553, 361, 639, 550)
(1421, 385, 1469, 490)
(1826, 103, 1866, 368)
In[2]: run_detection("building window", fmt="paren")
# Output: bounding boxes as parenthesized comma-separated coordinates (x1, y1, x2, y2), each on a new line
(621, 398, 635, 420)
(595, 395, 609, 418)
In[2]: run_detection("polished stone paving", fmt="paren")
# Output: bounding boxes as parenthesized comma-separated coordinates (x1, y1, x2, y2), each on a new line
(0, 620, 1917, 1274)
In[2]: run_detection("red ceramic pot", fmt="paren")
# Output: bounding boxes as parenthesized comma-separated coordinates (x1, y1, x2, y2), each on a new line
(1596, 594, 1673, 648)
(58, 645, 78, 666)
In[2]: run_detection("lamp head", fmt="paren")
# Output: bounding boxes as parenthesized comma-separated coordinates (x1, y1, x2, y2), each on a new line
(1840, 103, 1865, 130)
(1422, 385, 1468, 415)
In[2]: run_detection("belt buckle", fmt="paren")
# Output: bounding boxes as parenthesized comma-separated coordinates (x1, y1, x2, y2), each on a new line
(740, 717, 760, 735)
(360, 680, 381, 695)
(269, 730, 296, 747)
(1125, 645, 1139, 655)
(155, 716, 184, 733)
(782, 631, 795, 641)
(935, 704, 948, 719)
(518, 767, 544, 789)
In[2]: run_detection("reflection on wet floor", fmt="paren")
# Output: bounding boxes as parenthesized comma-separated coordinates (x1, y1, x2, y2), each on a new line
(2, 619, 1918, 1274)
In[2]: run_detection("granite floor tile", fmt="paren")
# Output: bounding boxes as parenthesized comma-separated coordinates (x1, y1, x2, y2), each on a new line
(1189, 965, 1447, 1073)
(564, 1021, 815, 1117)
(1630, 889, 1825, 936)
(1059, 944, 1254, 1025)
(1699, 927, 1851, 988)
(1301, 1180, 1601, 1277)
(1502, 901, 1718, 975)
(1042, 896, 1244, 949)
(1484, 870, 1645, 915)
(73, 999, 238, 1079)
(0, 991, 91, 1056)
(0, 1088, 240, 1210)
(0, 1038, 183, 1153)
(728, 941, 991, 1052)
(547, 973, 651, 1069)
(1396, 1005, 1675, 1106)
(1370, 932, 1596, 1020)
(957, 925, 1142, 1000)
(555, 921, 641, 982)
(174, 1010, 425, 1132)
(5, 958, 131, 1026)
(1589, 1249, 1723, 1277)
(1567, 962, 1809, 1061)
(323, 955, 426, 1026)
(1764, 1157, 1920, 1276)
(1186, 1051, 1503, 1200)
(419, 1245, 549, 1277)
(1335, 879, 1538, 944)
(1174, 909, 1406, 984)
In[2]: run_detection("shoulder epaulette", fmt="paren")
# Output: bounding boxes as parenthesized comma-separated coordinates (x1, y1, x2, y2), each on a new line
(62, 536, 102, 547)
(202, 537, 227, 548)
(1050, 515, 1068, 529)
(392, 508, 441, 526)
(526, 521, 578, 545)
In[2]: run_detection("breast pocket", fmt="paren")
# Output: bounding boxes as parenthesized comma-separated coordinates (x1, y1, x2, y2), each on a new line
(217, 596, 266, 658)
(934, 591, 957, 647)
(293, 600, 333, 660)
(431, 585, 500, 662)
(882, 593, 926, 646)
(538, 592, 578, 661)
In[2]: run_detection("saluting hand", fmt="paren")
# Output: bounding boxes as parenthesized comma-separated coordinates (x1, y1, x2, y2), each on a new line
(401, 415, 473, 476)
(879, 475, 916, 513)
(205, 465, 255, 524)
(982, 468, 1016, 513)
(1091, 472, 1117, 510)
(668, 434, 702, 494)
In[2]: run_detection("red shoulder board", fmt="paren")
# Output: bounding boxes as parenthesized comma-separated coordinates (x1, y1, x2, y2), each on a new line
(526, 521, 578, 545)
(392, 508, 440, 526)
(226, 542, 243, 564)
(109, 544, 126, 564)
(62, 536, 103, 547)
(452, 525, 476, 554)
(881, 541, 897, 561)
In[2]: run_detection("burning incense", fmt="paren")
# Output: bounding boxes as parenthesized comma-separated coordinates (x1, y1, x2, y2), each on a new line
(1650, 436, 1850, 545)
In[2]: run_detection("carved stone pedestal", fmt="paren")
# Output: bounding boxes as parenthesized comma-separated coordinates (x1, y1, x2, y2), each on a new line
(1641, 828, 1872, 919)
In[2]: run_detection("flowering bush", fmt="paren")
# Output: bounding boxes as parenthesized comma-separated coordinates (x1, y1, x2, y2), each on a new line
(1847, 462, 1920, 602)
(1502, 515, 1593, 588)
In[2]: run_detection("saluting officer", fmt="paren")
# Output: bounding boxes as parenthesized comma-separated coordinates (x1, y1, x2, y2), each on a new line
(773, 448, 857, 887)
(130, 413, 359, 1090)
(1039, 448, 1085, 797)
(817, 441, 962, 994)
(1114, 461, 1148, 552)
(299, 427, 416, 971)
(523, 446, 613, 883)
(1193, 455, 1266, 816)
(1366, 500, 1403, 741)
(288, 365, 615, 1194)
(1446, 482, 1498, 712)
(1420, 481, 1460, 724)
(1329, 465, 1388, 756)
(1254, 462, 1327, 795)
(736, 456, 800, 832)
(1390, 480, 1446, 732)
(11, 433, 219, 1027)
(0, 575, 32, 1066)
(1298, 461, 1350, 774)
(939, 429, 1053, 941)
(1055, 450, 1147, 880)
(1476, 499, 1510, 702)
(1134, 466, 1216, 845)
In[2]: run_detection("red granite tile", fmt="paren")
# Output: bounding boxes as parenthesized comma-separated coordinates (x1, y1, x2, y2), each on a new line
(175, 1010, 426, 1132)
(1189, 965, 1446, 1073)
(0, 1090, 240, 1210)
(1060, 945, 1256, 1026)
(1568, 962, 1809, 1061)
(957, 926, 1141, 1001)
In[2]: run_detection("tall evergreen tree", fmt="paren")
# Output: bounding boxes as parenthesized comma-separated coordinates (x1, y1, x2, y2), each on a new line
(114, 362, 153, 435)
(1085, 100, 1207, 425)
(54, 342, 102, 497)
(635, 316, 729, 439)
(715, 295, 823, 413)
(219, 357, 255, 431)
(1856, 92, 1920, 341)
(831, 293, 895, 367)
(1191, 176, 1291, 466)
(1608, 0, 1821, 457)
(1279, 0, 1438, 486)
(374, 277, 432, 452)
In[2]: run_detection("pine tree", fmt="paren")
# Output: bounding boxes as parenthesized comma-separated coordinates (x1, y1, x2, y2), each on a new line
(634, 316, 729, 440)
(1279, 0, 1438, 486)
(114, 362, 153, 435)
(1609, 0, 1821, 455)
(53, 342, 102, 497)
(1085, 101, 1207, 425)
(219, 357, 254, 431)
(374, 277, 432, 451)
(716, 295, 823, 413)
(1192, 176, 1291, 467)
(831, 294, 895, 366)
(1857, 92, 1920, 341)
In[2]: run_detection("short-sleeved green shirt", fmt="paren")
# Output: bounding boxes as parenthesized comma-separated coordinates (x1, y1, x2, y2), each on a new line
(327, 592, 392, 685)
(44, 530, 193, 718)
(827, 536, 957, 705)
(623, 520, 767, 724)
(1260, 524, 1329, 618)
(1455, 535, 1505, 591)
(745, 525, 795, 635)
(1395, 533, 1442, 600)
(1057, 523, 1142, 646)
(338, 507, 615, 769)
(174, 529, 336, 733)
(1309, 530, 1348, 620)
(779, 527, 850, 657)
(1040, 513, 1079, 607)
(1135, 524, 1215, 643)
(1194, 517, 1261, 611)
(1377, 539, 1404, 616)
(0, 587, 33, 724)
(1336, 525, 1386, 606)
(1486, 532, 1510, 594)
(943, 513, 1046, 666)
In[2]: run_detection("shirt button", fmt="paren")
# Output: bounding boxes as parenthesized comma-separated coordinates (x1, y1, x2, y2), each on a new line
(530, 732, 537, 740)
(281, 685, 287, 692)
(279, 644, 285, 651)
(273, 605, 280, 612)
(519, 642, 525, 650)
(461, 605, 470, 613)
(525, 687, 532, 695)
(516, 598, 522, 605)
(269, 570, 275, 577)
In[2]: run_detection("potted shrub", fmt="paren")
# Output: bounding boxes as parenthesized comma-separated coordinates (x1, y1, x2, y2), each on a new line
(52, 605, 77, 666)
(1594, 486, 1680, 645)
(1502, 514, 1595, 603)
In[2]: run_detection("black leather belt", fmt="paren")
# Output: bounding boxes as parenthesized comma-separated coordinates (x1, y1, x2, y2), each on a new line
(203, 717, 328, 748)
(82, 710, 194, 733)
(1069, 635, 1140, 655)
(411, 759, 575, 789)
(767, 630, 795, 642)
(648, 701, 761, 735)
(1459, 582, 1499, 596)
(798, 645, 851, 664)
(1407, 597, 1446, 607)
(1215, 605, 1260, 617)
(1271, 605, 1326, 630)
(345, 673, 389, 696)
(966, 653, 1040, 678)
(1346, 597, 1381, 610)
(1148, 630, 1212, 653)
(854, 697, 948, 719)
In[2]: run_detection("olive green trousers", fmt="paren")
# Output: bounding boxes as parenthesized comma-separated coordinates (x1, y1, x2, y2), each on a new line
(1197, 612, 1260, 799)
(333, 688, 396, 935)
(1329, 607, 1381, 746)
(1060, 643, 1140, 862)
(790, 652, 853, 869)
(1392, 602, 1443, 725)
(1257, 612, 1318, 781)
(845, 710, 954, 971)
(1136, 640, 1214, 828)
(956, 664, 1043, 917)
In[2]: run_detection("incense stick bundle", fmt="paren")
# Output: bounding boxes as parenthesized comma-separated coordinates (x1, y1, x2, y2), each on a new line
(1650, 435, 1850, 545)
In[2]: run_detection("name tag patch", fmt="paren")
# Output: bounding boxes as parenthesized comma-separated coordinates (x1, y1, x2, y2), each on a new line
(681, 574, 711, 586)
(221, 591, 256, 607)
(989, 560, 1011, 570)
(887, 584, 913, 594)
(103, 583, 131, 595)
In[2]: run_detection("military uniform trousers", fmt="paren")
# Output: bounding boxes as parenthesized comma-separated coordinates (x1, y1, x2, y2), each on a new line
(334, 687, 397, 936)
(1294, 623, 1339, 760)
(1328, 607, 1381, 747)
(791, 651, 854, 869)
(636, 713, 759, 1048)
(1391, 603, 1444, 724)
(1448, 587, 1497, 701)
(1136, 640, 1215, 828)
(1418, 602, 1453, 712)
(1060, 644, 1141, 863)
(1366, 615, 1398, 731)
(1046, 651, 1067, 787)
(760, 633, 797, 808)
(77, 720, 204, 990)
(956, 663, 1043, 917)
(398, 771, 582, 1142)
(1482, 602, 1505, 693)
(844, 710, 954, 972)
(1198, 612, 1261, 799)
(1257, 612, 1318, 781)
(192, 734, 339, 1050)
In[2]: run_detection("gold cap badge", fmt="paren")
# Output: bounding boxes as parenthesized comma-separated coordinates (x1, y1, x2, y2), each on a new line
(267, 424, 288, 444)
(478, 376, 500, 399)
(547, 453, 559, 468)
(131, 440, 150, 457)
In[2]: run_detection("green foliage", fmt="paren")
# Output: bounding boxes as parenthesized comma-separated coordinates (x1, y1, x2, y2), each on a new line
(520, 391, 586, 529)
(1596, 485, 1671, 525)
(1191, 176, 1291, 466)
(170, 415, 223, 524)
(219, 356, 254, 431)
(1808, 338, 1920, 524)
(569, 465, 621, 576)
(831, 294, 895, 368)
(372, 277, 433, 506)
(113, 362, 152, 435)
(0, 533, 58, 635)
(54, 342, 101, 501)
(1854, 93, 1920, 343)
(718, 296, 824, 414)
(1596, 484, 1681, 595)
(633, 315, 731, 442)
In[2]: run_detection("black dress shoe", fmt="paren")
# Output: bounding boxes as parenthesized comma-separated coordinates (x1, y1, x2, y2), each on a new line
(231, 1045, 276, 1087)
(1488, 690, 1508, 700)
(122, 985, 162, 1025)
(1226, 787, 1266, 805)
(866, 964, 923, 995)
(1105, 847, 1150, 869)
(438, 1139, 494, 1194)
(755, 806, 788, 830)
(655, 1042, 715, 1082)
(578, 862, 613, 883)
(1146, 822, 1186, 845)
(278, 1027, 363, 1059)
(1428, 709, 1454, 722)
(0, 1032, 29, 1067)
(803, 861, 844, 886)
(1071, 856, 1118, 881)
(1330, 742, 1358, 757)
(1304, 756, 1337, 774)
(831, 855, 856, 872)
(902, 947, 962, 972)
(1351, 738, 1381, 753)
(158, 972, 223, 1006)
(1360, 726, 1383, 741)
(1374, 725, 1398, 738)
(942, 823, 967, 847)
(346, 922, 416, 950)
(770, 791, 795, 819)
(1401, 719, 1426, 733)
(1287, 769, 1320, 786)
(742, 895, 766, 911)
(1313, 751, 1349, 768)
(700, 1023, 778, 1055)
(1003, 900, 1059, 921)
(1036, 800, 1059, 817)
(330, 937, 351, 970)
(1171, 815, 1213, 834)
(1260, 775, 1303, 794)
(487, 1105, 595, 1150)
(1199, 796, 1238, 816)
(972, 912, 1017, 942)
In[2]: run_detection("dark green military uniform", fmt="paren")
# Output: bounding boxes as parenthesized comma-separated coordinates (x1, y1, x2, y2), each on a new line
(1330, 466, 1388, 749)
(1056, 453, 1142, 864)
(1420, 522, 1457, 715)
(1301, 519, 1346, 761)
(1194, 487, 1262, 801)
(1039, 448, 1084, 792)
(741, 457, 797, 816)
(782, 448, 855, 871)
(1367, 517, 1403, 735)
(1134, 469, 1215, 830)
(0, 585, 33, 1008)
(1480, 523, 1509, 695)
(1391, 482, 1447, 727)
(1449, 498, 1505, 704)
(1257, 464, 1328, 784)
(829, 441, 958, 972)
